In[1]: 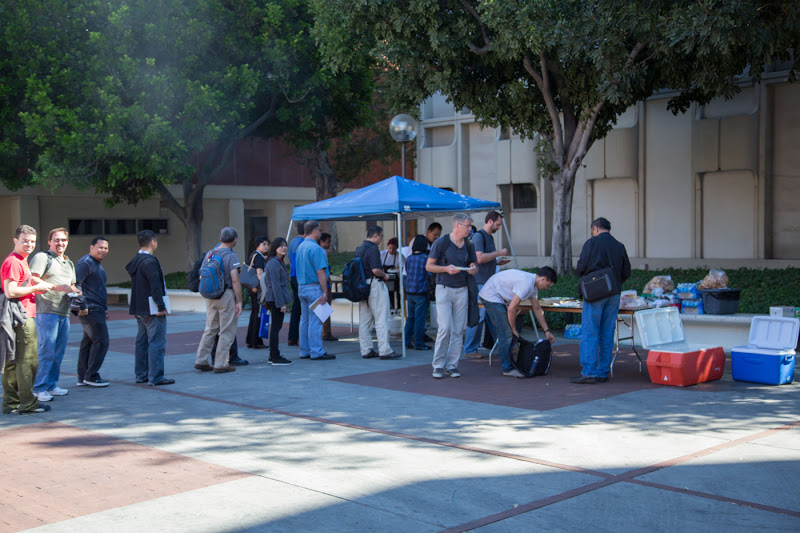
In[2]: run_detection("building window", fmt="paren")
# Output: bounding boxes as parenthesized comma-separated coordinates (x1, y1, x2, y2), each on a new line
(104, 219, 137, 235)
(68, 218, 169, 235)
(512, 183, 537, 210)
(138, 219, 169, 234)
(68, 219, 103, 236)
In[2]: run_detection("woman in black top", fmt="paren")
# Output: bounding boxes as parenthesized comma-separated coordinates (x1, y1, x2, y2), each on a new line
(245, 235, 269, 349)
(261, 237, 292, 365)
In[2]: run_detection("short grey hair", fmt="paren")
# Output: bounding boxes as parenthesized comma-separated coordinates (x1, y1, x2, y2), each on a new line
(452, 213, 473, 226)
(220, 226, 238, 244)
(304, 220, 320, 234)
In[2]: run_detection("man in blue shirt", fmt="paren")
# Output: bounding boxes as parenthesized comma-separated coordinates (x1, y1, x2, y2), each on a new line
(295, 220, 335, 360)
(287, 220, 306, 346)
(75, 236, 111, 387)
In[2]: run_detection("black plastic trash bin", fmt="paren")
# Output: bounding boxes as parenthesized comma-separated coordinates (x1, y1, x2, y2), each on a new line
(701, 288, 741, 315)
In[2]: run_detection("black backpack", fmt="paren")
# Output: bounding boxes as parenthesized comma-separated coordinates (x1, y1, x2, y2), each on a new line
(509, 336, 552, 378)
(187, 257, 203, 292)
(342, 256, 371, 302)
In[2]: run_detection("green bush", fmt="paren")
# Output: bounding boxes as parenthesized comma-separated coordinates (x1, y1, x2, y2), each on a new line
(531, 266, 800, 331)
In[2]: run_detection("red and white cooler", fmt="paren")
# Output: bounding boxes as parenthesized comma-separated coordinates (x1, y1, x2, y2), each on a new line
(633, 307, 725, 387)
(731, 316, 798, 385)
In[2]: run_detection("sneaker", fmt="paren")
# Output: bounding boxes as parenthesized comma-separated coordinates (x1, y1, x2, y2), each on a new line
(229, 357, 249, 366)
(379, 352, 402, 360)
(447, 368, 461, 378)
(83, 378, 110, 387)
(19, 404, 51, 414)
(49, 387, 69, 396)
(432, 368, 445, 379)
(35, 391, 53, 402)
(503, 369, 526, 378)
(362, 349, 379, 359)
(269, 355, 293, 366)
(76, 381, 87, 387)
(464, 351, 486, 359)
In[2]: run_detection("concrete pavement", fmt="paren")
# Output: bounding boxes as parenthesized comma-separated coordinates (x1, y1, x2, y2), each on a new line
(1, 308, 798, 532)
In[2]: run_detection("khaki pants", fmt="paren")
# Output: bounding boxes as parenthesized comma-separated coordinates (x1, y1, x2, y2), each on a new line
(359, 280, 391, 356)
(2, 317, 39, 413)
(195, 289, 238, 369)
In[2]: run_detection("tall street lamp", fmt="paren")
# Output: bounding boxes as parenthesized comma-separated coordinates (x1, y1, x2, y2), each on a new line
(389, 114, 418, 178)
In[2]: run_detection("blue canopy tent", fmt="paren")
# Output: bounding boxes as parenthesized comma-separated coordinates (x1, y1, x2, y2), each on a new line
(287, 176, 518, 357)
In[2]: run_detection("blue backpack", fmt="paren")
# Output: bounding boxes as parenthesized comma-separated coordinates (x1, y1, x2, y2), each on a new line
(199, 249, 228, 299)
(342, 256, 371, 302)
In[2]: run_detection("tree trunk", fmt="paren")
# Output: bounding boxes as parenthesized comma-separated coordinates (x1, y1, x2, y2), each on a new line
(313, 149, 340, 253)
(158, 179, 206, 271)
(550, 167, 577, 276)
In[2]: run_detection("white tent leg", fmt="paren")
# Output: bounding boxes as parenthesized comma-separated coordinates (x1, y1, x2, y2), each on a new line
(285, 220, 293, 242)
(397, 212, 406, 358)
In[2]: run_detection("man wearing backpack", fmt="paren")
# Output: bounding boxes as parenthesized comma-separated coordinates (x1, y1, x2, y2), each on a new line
(464, 211, 510, 359)
(29, 227, 80, 402)
(194, 227, 243, 373)
(356, 226, 399, 360)
(425, 213, 478, 379)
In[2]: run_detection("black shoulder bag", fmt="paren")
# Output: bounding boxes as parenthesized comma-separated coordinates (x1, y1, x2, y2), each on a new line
(579, 246, 620, 303)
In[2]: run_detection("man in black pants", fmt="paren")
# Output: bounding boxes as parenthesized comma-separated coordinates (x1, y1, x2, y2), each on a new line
(287, 221, 306, 346)
(75, 237, 111, 387)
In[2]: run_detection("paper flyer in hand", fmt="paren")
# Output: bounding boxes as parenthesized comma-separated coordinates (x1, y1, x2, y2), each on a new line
(310, 300, 334, 322)
(149, 296, 171, 315)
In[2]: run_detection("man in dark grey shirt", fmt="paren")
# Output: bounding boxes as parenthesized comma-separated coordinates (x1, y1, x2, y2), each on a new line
(356, 226, 399, 360)
(464, 211, 510, 358)
(426, 213, 477, 379)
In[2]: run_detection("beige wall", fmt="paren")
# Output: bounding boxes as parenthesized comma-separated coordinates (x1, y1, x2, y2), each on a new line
(416, 76, 800, 267)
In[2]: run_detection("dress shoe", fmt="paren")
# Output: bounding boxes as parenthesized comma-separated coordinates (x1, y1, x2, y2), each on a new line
(288, 339, 299, 346)
(194, 364, 214, 372)
(311, 353, 336, 360)
(213, 366, 236, 373)
(362, 349, 379, 359)
(322, 335, 339, 341)
(150, 378, 175, 386)
(570, 375, 597, 384)
(229, 357, 249, 366)
(595, 376, 609, 383)
(379, 352, 402, 360)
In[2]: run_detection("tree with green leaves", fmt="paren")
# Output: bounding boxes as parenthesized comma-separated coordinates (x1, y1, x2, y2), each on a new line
(1, 0, 374, 266)
(312, 0, 799, 274)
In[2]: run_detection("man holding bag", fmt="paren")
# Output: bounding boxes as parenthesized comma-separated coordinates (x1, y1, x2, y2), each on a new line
(573, 217, 631, 384)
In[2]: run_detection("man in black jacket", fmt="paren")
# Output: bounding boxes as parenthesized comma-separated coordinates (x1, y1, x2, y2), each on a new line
(572, 217, 631, 384)
(125, 230, 174, 386)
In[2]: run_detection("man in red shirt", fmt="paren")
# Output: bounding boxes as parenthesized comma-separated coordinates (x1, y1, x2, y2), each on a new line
(1, 225, 65, 414)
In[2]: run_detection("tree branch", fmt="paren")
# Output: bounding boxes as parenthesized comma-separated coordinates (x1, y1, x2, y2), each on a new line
(461, 0, 491, 55)
(524, 51, 564, 165)
(156, 182, 186, 222)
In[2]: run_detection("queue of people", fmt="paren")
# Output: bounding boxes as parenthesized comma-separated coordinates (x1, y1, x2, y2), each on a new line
(1, 213, 631, 415)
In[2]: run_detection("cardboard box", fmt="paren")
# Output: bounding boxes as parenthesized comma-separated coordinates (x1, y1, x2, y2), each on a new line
(770, 306, 796, 318)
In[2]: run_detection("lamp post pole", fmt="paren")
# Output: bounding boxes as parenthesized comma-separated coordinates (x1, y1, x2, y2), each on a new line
(389, 114, 418, 179)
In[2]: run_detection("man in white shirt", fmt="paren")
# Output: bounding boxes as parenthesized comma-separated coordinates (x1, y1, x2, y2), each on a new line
(479, 267, 557, 378)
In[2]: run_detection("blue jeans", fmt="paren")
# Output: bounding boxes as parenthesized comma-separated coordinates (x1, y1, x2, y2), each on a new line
(483, 300, 514, 372)
(580, 293, 621, 378)
(135, 315, 167, 382)
(299, 284, 324, 358)
(33, 313, 70, 393)
(464, 283, 492, 353)
(404, 294, 429, 348)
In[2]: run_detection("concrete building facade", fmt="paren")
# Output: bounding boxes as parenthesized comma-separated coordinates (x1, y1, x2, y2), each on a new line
(415, 76, 800, 270)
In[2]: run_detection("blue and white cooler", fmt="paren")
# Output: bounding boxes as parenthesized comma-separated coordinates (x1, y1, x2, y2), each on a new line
(731, 316, 799, 385)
